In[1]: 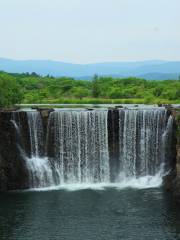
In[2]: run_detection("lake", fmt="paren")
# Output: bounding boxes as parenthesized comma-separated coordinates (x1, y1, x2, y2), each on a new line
(0, 187, 180, 240)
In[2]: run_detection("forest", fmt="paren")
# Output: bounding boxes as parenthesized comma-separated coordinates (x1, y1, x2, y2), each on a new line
(0, 71, 180, 107)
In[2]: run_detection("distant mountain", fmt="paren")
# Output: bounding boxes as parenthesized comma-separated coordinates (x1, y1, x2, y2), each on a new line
(138, 72, 180, 80)
(0, 58, 180, 80)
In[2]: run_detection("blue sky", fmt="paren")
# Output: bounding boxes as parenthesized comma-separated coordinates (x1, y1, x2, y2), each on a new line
(0, 0, 179, 63)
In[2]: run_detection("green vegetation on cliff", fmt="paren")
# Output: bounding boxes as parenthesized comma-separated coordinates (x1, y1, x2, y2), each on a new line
(0, 71, 180, 107)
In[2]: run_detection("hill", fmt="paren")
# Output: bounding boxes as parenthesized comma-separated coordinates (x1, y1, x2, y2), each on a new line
(0, 58, 180, 80)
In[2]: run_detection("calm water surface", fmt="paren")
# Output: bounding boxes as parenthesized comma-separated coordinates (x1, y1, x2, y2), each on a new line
(0, 187, 180, 240)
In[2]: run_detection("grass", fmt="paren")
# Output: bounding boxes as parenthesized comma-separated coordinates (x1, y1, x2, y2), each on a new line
(22, 97, 180, 105)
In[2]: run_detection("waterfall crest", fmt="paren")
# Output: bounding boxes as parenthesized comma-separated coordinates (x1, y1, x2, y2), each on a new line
(16, 108, 174, 189)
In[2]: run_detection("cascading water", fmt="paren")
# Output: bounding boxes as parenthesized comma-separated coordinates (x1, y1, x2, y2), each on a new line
(19, 108, 174, 190)
(27, 111, 44, 157)
(117, 108, 174, 187)
(26, 112, 54, 188)
(46, 110, 109, 184)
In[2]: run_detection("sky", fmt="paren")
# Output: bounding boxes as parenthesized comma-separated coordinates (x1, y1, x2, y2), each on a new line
(0, 0, 179, 63)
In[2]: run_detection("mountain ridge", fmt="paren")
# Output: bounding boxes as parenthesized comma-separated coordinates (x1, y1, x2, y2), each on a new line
(0, 58, 180, 80)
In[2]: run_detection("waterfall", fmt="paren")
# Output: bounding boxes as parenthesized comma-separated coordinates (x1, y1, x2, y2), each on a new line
(118, 108, 172, 180)
(46, 110, 110, 184)
(27, 111, 44, 157)
(26, 111, 54, 188)
(20, 108, 174, 189)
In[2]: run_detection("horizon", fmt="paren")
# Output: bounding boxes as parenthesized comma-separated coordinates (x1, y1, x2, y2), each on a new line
(0, 57, 180, 65)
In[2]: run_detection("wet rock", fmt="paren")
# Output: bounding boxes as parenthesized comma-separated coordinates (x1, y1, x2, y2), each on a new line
(115, 105, 123, 109)
(38, 108, 54, 118)
(163, 171, 176, 192)
(0, 107, 20, 112)
(37, 108, 54, 138)
(108, 109, 120, 182)
(0, 112, 30, 191)
(164, 109, 180, 197)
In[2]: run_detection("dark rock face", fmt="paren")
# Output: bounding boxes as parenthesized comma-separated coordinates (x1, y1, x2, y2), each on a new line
(163, 108, 180, 199)
(108, 109, 120, 182)
(164, 110, 177, 173)
(0, 111, 30, 191)
(38, 108, 54, 145)
(0, 109, 55, 191)
(31, 108, 54, 131)
(173, 110, 180, 197)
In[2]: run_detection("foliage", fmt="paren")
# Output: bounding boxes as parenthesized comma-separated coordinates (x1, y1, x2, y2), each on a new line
(0, 72, 23, 107)
(0, 71, 180, 106)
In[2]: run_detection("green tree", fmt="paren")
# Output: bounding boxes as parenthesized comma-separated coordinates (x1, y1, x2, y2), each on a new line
(91, 74, 101, 97)
(73, 87, 89, 99)
(0, 73, 23, 107)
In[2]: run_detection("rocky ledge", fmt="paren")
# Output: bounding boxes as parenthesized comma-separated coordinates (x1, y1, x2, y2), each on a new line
(0, 111, 29, 190)
(172, 109, 180, 197)
(163, 107, 180, 199)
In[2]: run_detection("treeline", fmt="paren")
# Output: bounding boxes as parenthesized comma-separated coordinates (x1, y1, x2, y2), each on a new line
(0, 71, 180, 107)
